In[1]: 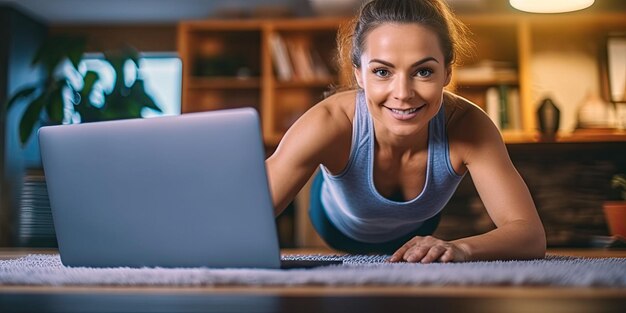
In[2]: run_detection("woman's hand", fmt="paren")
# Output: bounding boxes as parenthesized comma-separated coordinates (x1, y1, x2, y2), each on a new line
(388, 236, 469, 263)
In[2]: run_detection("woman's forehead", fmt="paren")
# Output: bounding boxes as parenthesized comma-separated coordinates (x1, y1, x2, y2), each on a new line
(362, 23, 444, 62)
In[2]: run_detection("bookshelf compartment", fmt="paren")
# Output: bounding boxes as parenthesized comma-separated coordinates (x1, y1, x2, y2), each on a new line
(270, 29, 339, 83)
(188, 77, 261, 89)
(273, 88, 328, 134)
(184, 89, 260, 113)
(188, 30, 261, 78)
(459, 20, 519, 65)
(179, 18, 344, 145)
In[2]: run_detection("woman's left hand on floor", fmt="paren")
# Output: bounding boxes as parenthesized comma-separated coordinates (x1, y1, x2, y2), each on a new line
(388, 236, 469, 263)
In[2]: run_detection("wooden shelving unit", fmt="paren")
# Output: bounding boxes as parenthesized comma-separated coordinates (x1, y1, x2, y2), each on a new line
(178, 18, 344, 146)
(452, 12, 626, 143)
(178, 13, 626, 145)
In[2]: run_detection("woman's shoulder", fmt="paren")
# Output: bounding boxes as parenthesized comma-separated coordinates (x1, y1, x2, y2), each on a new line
(316, 89, 358, 123)
(443, 91, 483, 125)
(275, 89, 356, 173)
(283, 89, 356, 143)
(444, 90, 504, 145)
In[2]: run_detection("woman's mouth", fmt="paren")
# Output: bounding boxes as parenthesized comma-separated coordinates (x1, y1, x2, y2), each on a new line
(384, 105, 423, 121)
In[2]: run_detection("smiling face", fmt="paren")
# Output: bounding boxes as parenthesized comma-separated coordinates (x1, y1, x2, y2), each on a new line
(354, 23, 451, 140)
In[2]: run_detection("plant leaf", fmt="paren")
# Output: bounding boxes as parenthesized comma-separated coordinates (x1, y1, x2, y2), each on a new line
(81, 71, 100, 97)
(18, 93, 47, 145)
(6, 86, 38, 110)
(33, 35, 87, 73)
(66, 37, 87, 70)
(105, 45, 141, 93)
(131, 79, 162, 112)
(104, 50, 127, 92)
(120, 45, 140, 68)
(46, 87, 65, 124)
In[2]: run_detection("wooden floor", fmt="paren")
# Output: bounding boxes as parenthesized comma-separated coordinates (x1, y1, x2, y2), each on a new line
(1, 248, 625, 313)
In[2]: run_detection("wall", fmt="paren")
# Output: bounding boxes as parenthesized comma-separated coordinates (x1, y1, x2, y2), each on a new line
(0, 5, 46, 246)
(50, 24, 177, 53)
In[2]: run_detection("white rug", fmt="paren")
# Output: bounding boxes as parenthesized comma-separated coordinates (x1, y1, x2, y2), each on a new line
(1, 254, 625, 287)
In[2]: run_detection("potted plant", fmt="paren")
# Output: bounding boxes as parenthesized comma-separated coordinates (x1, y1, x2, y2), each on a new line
(603, 174, 626, 238)
(6, 35, 160, 145)
(73, 45, 161, 123)
(6, 35, 85, 144)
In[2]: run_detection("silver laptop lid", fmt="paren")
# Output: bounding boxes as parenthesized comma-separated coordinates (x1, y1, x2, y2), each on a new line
(39, 108, 281, 268)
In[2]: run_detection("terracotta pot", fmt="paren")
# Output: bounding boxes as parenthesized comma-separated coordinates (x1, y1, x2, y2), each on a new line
(603, 201, 626, 237)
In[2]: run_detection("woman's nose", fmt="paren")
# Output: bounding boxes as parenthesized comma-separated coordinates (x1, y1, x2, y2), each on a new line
(392, 75, 414, 101)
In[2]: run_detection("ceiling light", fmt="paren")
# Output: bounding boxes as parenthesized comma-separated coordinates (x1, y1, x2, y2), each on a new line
(509, 0, 595, 13)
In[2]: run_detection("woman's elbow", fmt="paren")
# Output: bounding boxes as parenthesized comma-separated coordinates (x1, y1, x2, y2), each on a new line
(529, 223, 547, 259)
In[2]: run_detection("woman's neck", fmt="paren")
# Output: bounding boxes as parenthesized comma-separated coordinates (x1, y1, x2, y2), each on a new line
(373, 121, 429, 158)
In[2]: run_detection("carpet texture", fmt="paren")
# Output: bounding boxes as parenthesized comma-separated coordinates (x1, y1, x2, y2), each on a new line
(1, 254, 625, 287)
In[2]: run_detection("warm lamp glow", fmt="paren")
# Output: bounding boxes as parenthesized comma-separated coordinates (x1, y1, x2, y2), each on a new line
(509, 0, 595, 13)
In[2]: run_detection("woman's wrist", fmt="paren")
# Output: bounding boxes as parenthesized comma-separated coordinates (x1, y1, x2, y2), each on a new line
(451, 239, 473, 262)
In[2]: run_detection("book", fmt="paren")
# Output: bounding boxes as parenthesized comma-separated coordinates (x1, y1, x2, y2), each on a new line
(484, 85, 521, 131)
(269, 33, 293, 81)
(507, 87, 522, 131)
(310, 48, 331, 80)
(498, 85, 509, 129)
(16, 170, 57, 247)
(287, 39, 315, 81)
(486, 87, 501, 129)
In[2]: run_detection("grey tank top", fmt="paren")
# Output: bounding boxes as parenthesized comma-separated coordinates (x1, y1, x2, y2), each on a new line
(320, 90, 465, 243)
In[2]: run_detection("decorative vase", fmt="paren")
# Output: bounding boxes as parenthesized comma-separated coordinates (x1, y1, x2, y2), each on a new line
(536, 97, 560, 141)
(603, 201, 626, 238)
(576, 91, 615, 129)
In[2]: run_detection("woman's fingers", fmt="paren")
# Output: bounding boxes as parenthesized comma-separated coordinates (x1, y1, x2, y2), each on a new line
(388, 237, 419, 262)
(438, 248, 455, 263)
(419, 245, 447, 263)
(388, 236, 461, 263)
(404, 245, 431, 262)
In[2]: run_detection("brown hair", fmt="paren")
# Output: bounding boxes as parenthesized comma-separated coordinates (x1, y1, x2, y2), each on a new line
(335, 0, 473, 90)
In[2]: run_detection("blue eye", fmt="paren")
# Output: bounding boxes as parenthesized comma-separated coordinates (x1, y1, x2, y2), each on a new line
(373, 68, 390, 78)
(415, 69, 433, 78)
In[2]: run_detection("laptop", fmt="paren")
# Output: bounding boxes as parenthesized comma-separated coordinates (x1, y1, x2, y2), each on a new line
(39, 108, 340, 269)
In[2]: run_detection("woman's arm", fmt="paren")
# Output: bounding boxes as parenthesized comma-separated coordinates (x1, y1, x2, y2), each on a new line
(266, 94, 353, 216)
(449, 104, 546, 261)
(390, 100, 545, 263)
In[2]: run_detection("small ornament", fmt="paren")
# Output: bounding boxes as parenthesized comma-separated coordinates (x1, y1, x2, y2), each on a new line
(537, 97, 560, 141)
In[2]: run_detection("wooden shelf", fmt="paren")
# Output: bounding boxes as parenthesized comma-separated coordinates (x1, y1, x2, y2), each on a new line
(556, 130, 626, 143)
(188, 77, 261, 89)
(502, 130, 626, 144)
(453, 77, 519, 87)
(179, 18, 343, 143)
(274, 78, 336, 88)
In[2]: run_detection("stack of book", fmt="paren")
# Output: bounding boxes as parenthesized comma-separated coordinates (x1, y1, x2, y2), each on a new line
(269, 33, 332, 82)
(455, 60, 518, 84)
(485, 85, 522, 131)
(15, 169, 57, 247)
(456, 60, 521, 131)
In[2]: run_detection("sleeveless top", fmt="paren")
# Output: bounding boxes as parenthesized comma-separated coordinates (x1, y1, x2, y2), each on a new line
(319, 90, 465, 243)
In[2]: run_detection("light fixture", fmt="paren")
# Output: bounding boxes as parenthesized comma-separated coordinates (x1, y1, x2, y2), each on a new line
(509, 0, 595, 13)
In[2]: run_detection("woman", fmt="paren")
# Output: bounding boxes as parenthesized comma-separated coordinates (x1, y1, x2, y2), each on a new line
(266, 0, 546, 263)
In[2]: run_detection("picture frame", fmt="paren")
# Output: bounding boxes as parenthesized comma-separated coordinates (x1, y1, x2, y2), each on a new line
(605, 33, 626, 104)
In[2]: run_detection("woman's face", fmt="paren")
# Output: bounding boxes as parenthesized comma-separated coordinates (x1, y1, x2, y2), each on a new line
(355, 23, 451, 139)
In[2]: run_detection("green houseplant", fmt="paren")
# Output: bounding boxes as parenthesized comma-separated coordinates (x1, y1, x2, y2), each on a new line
(6, 34, 161, 145)
(73, 45, 161, 123)
(611, 174, 626, 201)
(603, 174, 626, 238)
